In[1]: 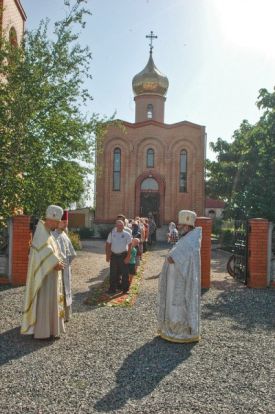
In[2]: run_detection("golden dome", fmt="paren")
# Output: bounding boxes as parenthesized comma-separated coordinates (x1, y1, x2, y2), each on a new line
(132, 53, 169, 96)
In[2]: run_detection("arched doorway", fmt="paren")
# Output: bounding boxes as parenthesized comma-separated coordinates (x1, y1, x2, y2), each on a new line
(140, 178, 160, 225)
(135, 172, 165, 226)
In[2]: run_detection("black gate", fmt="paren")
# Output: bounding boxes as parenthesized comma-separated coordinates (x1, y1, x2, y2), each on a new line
(0, 220, 10, 277)
(226, 220, 249, 284)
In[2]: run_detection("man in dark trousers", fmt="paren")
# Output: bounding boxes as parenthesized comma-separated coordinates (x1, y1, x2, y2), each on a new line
(106, 219, 132, 295)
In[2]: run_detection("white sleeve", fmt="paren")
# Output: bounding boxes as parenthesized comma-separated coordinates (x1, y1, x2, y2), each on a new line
(107, 231, 112, 243)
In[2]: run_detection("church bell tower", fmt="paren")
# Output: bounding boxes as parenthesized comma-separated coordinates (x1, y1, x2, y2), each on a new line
(132, 31, 169, 123)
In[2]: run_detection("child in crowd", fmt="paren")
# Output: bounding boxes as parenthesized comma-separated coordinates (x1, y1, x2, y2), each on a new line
(129, 238, 140, 283)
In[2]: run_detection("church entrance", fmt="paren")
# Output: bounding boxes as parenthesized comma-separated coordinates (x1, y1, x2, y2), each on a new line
(140, 192, 160, 225)
(136, 174, 165, 226)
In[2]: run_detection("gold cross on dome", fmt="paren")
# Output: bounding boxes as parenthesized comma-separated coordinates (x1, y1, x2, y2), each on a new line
(146, 31, 158, 53)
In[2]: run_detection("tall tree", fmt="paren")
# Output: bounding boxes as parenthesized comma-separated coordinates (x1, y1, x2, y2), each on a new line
(0, 0, 108, 222)
(206, 87, 275, 221)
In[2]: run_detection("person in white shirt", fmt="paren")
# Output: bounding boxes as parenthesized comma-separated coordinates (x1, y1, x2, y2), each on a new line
(106, 220, 132, 294)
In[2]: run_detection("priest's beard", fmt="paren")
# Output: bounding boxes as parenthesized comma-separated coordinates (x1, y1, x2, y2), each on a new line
(178, 226, 192, 237)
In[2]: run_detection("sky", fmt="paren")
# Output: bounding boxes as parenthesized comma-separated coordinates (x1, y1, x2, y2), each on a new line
(21, 0, 275, 161)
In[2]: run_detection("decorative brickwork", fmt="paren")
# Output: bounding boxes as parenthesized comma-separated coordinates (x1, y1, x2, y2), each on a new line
(95, 121, 205, 224)
(196, 217, 212, 289)
(247, 218, 269, 288)
(1, 0, 26, 42)
(11, 215, 31, 285)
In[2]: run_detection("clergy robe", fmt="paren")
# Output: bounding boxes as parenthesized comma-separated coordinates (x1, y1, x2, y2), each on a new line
(158, 227, 202, 343)
(21, 220, 65, 338)
(52, 230, 76, 321)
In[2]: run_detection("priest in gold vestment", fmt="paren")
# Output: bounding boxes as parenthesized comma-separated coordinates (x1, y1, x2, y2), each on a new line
(21, 205, 66, 339)
(158, 210, 202, 343)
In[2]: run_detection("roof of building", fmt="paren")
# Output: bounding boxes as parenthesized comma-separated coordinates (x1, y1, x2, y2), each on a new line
(15, 0, 27, 21)
(205, 198, 225, 208)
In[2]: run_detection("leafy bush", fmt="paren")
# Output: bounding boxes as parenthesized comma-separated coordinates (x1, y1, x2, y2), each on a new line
(98, 225, 113, 239)
(212, 218, 223, 235)
(68, 231, 82, 250)
(78, 227, 95, 240)
(219, 229, 234, 252)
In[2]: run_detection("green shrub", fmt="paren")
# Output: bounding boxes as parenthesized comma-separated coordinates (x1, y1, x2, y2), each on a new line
(78, 227, 95, 240)
(212, 218, 223, 235)
(68, 231, 82, 250)
(98, 225, 113, 239)
(219, 229, 234, 251)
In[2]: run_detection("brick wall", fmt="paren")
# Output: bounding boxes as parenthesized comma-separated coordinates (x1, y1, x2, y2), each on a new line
(247, 218, 269, 288)
(196, 217, 212, 289)
(69, 213, 85, 228)
(1, 0, 26, 42)
(95, 121, 205, 223)
(11, 215, 31, 285)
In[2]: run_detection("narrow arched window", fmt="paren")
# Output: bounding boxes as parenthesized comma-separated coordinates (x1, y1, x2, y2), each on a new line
(179, 150, 187, 192)
(113, 148, 121, 191)
(147, 104, 153, 119)
(9, 27, 18, 47)
(147, 148, 154, 168)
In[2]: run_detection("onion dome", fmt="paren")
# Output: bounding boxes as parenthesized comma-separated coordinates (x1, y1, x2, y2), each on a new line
(132, 53, 169, 97)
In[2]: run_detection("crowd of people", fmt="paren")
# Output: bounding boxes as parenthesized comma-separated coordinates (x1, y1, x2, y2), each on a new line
(105, 213, 157, 295)
(21, 205, 202, 344)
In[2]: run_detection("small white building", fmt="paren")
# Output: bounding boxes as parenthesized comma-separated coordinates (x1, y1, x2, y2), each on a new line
(205, 198, 225, 218)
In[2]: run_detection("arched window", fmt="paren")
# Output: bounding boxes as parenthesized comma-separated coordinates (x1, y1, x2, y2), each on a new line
(9, 27, 18, 47)
(113, 148, 121, 191)
(147, 148, 154, 168)
(141, 178, 159, 191)
(147, 104, 153, 119)
(179, 150, 187, 192)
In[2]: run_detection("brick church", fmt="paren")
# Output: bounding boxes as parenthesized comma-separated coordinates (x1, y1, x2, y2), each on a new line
(95, 33, 206, 227)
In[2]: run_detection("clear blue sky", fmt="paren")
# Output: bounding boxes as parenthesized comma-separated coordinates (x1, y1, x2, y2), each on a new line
(22, 0, 275, 160)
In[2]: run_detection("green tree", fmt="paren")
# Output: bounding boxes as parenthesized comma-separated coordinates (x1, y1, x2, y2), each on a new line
(0, 0, 108, 222)
(206, 87, 275, 221)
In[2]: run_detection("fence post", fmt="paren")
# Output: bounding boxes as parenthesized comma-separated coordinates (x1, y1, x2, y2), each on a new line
(247, 218, 269, 288)
(11, 215, 32, 286)
(196, 217, 212, 289)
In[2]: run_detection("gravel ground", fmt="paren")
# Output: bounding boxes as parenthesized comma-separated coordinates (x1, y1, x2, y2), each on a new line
(0, 241, 274, 414)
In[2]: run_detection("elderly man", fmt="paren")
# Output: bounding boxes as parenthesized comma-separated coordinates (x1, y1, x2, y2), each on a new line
(106, 219, 132, 295)
(52, 210, 76, 322)
(21, 205, 65, 339)
(158, 210, 202, 343)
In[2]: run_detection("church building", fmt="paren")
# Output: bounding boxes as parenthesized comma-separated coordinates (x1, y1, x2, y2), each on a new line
(0, 0, 26, 44)
(95, 33, 206, 227)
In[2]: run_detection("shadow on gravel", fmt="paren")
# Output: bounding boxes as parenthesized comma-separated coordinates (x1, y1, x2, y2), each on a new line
(202, 287, 275, 332)
(94, 337, 196, 412)
(0, 327, 53, 366)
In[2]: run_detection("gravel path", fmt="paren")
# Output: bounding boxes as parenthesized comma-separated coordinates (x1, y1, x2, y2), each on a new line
(0, 241, 274, 414)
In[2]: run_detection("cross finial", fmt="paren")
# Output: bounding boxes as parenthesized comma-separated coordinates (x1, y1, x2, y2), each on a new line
(146, 30, 158, 54)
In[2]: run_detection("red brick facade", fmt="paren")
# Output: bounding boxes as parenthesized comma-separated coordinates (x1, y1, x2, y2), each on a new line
(95, 120, 205, 224)
(11, 215, 32, 285)
(1, 0, 26, 42)
(196, 217, 212, 289)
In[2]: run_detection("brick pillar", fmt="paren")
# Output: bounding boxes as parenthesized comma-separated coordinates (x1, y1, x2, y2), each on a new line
(247, 218, 269, 288)
(11, 215, 32, 285)
(196, 217, 212, 289)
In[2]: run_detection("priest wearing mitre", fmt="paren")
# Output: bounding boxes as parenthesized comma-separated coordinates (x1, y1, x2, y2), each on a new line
(21, 205, 66, 339)
(158, 210, 202, 343)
